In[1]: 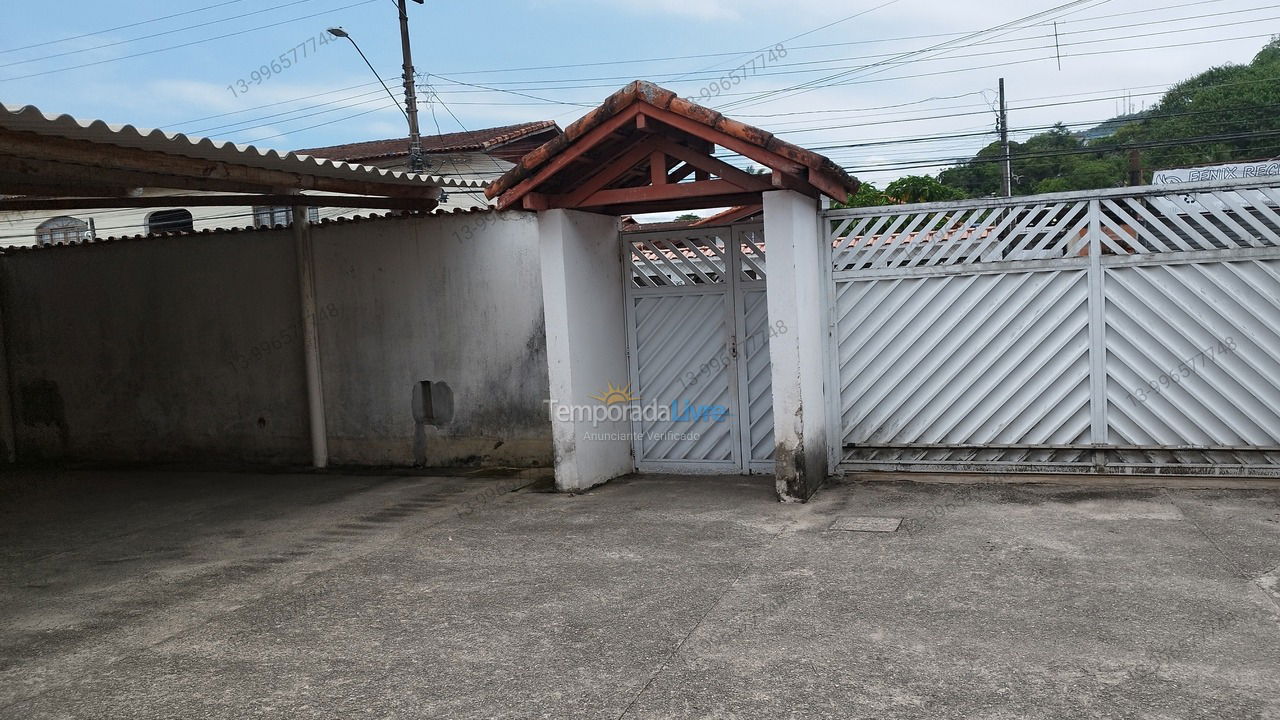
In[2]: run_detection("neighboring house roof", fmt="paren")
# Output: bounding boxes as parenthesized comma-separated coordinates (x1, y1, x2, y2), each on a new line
(0, 102, 479, 193)
(692, 205, 763, 226)
(486, 80, 859, 214)
(621, 206, 763, 232)
(296, 121, 561, 164)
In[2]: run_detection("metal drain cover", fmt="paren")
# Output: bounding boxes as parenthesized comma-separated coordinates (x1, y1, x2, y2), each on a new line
(831, 516, 902, 533)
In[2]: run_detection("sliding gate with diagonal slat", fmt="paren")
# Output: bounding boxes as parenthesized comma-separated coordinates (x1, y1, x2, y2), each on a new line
(623, 223, 775, 473)
(826, 179, 1280, 477)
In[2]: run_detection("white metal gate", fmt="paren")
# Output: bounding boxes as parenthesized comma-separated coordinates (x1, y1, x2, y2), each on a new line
(826, 179, 1280, 477)
(623, 223, 775, 473)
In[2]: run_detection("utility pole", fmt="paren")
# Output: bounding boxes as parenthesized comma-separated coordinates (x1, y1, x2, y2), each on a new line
(998, 77, 1012, 198)
(1127, 148, 1142, 186)
(397, 0, 425, 173)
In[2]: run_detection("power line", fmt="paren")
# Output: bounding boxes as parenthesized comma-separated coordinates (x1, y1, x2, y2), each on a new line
(645, 30, 1276, 106)
(718, 0, 1108, 111)
(414, 23, 1269, 99)
(0, 0, 326, 69)
(243, 102, 396, 145)
(762, 90, 1280, 138)
(158, 15, 1280, 142)
(424, 6, 1280, 91)
(426, 0, 1232, 78)
(664, 0, 902, 83)
(419, 77, 508, 176)
(0, 0, 378, 83)
(0, 0, 246, 55)
(425, 73, 595, 107)
(834, 128, 1280, 174)
(191, 87, 392, 136)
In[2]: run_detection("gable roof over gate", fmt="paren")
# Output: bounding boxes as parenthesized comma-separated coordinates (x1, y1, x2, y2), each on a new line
(485, 81, 858, 215)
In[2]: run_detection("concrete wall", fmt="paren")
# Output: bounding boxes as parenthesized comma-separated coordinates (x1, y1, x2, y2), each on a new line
(0, 211, 552, 468)
(313, 211, 550, 467)
(0, 229, 309, 464)
(537, 209, 632, 491)
(763, 190, 828, 502)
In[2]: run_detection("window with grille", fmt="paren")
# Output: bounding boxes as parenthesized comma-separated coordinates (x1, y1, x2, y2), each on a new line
(34, 216, 89, 246)
(253, 206, 319, 228)
(146, 209, 194, 235)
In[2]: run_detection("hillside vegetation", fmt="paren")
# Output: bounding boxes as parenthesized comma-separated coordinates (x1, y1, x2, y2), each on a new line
(854, 38, 1280, 203)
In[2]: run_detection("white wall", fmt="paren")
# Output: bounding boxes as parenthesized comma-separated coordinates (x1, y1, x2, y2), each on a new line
(538, 209, 632, 491)
(313, 211, 550, 467)
(763, 190, 828, 501)
(0, 211, 553, 468)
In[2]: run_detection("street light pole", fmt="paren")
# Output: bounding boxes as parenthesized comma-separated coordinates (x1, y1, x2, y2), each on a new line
(327, 0, 425, 173)
(396, 0, 425, 173)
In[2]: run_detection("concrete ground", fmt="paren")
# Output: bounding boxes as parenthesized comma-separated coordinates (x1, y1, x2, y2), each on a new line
(1, 470, 1277, 720)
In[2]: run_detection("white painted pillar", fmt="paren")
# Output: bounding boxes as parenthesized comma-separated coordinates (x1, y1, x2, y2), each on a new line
(293, 206, 328, 468)
(763, 190, 828, 502)
(537, 209, 632, 492)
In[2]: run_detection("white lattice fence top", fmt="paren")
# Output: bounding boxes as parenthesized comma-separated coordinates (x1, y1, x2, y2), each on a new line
(1099, 186, 1280, 254)
(830, 201, 1091, 272)
(626, 224, 766, 287)
(628, 232, 729, 287)
(827, 180, 1280, 273)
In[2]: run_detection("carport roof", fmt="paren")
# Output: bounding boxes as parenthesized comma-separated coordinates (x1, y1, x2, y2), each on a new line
(0, 103, 478, 208)
(485, 80, 858, 215)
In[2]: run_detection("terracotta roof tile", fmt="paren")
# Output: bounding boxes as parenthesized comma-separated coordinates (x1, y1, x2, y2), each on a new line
(297, 121, 560, 162)
(486, 80, 858, 204)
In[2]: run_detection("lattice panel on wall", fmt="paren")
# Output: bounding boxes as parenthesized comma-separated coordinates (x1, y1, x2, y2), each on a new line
(830, 201, 1092, 273)
(627, 232, 728, 287)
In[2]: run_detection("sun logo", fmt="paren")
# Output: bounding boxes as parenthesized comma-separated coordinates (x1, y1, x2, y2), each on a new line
(592, 382, 638, 405)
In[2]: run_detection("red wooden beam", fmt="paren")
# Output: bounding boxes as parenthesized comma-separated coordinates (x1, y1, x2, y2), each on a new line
(807, 167, 852, 203)
(637, 106, 807, 175)
(667, 162, 696, 184)
(649, 150, 667, 186)
(568, 178, 767, 209)
(522, 192, 550, 211)
(771, 168, 809, 193)
(649, 136, 781, 191)
(595, 192, 764, 215)
(556, 137, 666, 208)
(496, 105, 643, 210)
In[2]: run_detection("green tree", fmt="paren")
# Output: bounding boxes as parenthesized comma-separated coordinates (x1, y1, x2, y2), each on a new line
(832, 181, 891, 208)
(884, 175, 965, 203)
(936, 37, 1280, 197)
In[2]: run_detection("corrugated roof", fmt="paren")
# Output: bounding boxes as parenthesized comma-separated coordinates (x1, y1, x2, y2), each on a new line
(0, 103, 481, 190)
(297, 121, 560, 163)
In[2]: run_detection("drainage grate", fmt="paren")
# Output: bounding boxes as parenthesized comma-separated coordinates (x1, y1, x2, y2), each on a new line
(830, 516, 902, 533)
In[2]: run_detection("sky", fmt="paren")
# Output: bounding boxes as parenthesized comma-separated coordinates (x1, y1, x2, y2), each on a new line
(1, 0, 1276, 194)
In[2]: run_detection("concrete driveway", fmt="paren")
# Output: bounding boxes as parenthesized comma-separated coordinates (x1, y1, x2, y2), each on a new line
(1, 470, 1277, 719)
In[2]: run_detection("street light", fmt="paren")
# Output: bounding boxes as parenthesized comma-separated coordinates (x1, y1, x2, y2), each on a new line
(326, 0, 425, 172)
